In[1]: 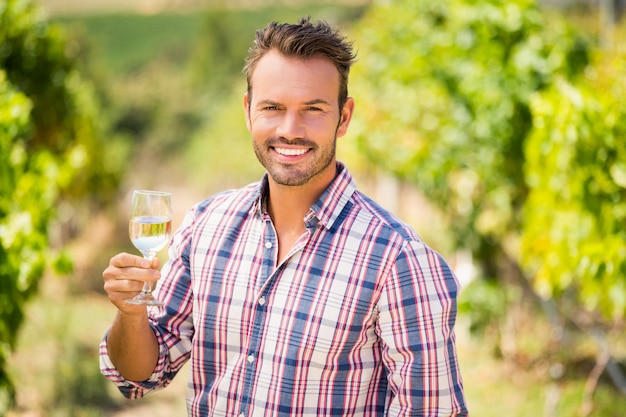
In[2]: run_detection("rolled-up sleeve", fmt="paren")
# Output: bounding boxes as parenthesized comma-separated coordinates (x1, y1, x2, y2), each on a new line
(99, 207, 197, 399)
(99, 323, 176, 399)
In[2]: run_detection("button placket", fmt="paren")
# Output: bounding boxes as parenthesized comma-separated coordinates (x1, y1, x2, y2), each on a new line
(241, 222, 312, 416)
(239, 222, 276, 416)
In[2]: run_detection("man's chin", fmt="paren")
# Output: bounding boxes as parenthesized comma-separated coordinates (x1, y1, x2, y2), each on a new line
(269, 172, 310, 187)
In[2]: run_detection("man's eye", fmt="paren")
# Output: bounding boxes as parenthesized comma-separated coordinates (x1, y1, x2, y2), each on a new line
(263, 106, 278, 111)
(306, 106, 322, 111)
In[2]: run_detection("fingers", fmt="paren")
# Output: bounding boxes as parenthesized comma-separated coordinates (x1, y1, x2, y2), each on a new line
(103, 252, 162, 309)
(109, 252, 160, 269)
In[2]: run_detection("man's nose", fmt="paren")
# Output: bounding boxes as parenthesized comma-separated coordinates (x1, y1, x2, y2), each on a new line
(276, 110, 305, 140)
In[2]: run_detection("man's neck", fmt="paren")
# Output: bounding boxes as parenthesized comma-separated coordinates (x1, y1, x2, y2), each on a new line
(266, 182, 318, 234)
(265, 164, 337, 233)
(264, 183, 315, 264)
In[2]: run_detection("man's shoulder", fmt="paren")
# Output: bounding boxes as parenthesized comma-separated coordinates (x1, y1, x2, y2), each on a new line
(194, 181, 261, 215)
(350, 191, 455, 277)
(349, 190, 422, 245)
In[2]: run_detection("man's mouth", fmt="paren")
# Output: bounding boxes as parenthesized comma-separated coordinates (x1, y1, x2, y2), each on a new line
(274, 147, 309, 156)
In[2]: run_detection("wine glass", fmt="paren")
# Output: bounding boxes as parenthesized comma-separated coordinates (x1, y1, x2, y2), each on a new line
(125, 190, 172, 306)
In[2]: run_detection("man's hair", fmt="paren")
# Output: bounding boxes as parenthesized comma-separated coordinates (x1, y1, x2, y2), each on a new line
(243, 16, 357, 110)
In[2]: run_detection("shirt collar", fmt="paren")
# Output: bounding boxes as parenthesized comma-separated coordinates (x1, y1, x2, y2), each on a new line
(308, 162, 356, 230)
(250, 175, 270, 218)
(251, 162, 357, 230)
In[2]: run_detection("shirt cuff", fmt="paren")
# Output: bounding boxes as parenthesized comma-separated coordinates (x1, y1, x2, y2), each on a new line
(98, 327, 170, 399)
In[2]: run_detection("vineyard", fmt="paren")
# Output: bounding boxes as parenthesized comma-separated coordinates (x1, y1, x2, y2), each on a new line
(3, 0, 626, 415)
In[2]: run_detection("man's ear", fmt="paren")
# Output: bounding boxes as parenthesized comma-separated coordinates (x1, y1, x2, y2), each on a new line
(337, 97, 355, 138)
(243, 92, 251, 132)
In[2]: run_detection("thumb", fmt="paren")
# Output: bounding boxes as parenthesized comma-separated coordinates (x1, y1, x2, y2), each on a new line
(150, 257, 161, 269)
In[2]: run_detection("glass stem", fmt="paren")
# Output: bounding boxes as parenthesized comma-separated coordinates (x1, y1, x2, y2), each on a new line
(142, 254, 156, 294)
(141, 281, 155, 294)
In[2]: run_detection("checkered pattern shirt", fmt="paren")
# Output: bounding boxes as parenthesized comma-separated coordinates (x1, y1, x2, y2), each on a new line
(100, 162, 468, 416)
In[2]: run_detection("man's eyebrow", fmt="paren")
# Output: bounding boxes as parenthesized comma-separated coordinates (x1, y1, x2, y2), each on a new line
(257, 99, 281, 106)
(304, 99, 331, 106)
(255, 98, 332, 108)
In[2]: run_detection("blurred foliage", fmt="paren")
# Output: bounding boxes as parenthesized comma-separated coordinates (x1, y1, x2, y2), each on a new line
(523, 48, 626, 320)
(56, 13, 207, 170)
(0, 0, 124, 411)
(55, 14, 205, 181)
(0, 69, 29, 415)
(350, 0, 590, 273)
(55, 13, 205, 74)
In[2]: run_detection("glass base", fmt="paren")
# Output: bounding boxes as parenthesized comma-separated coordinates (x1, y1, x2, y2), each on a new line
(124, 292, 164, 306)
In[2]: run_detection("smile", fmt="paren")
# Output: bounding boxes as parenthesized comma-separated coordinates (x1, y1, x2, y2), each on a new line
(274, 147, 309, 156)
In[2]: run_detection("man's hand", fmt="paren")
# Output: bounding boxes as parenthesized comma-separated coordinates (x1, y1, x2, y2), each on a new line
(103, 252, 161, 313)
(102, 252, 161, 381)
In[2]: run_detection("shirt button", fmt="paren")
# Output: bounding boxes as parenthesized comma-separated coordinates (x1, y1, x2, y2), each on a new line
(247, 354, 255, 363)
(258, 297, 266, 306)
(264, 241, 272, 249)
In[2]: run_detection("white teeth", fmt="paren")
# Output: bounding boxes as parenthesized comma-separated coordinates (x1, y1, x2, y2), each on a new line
(275, 148, 308, 156)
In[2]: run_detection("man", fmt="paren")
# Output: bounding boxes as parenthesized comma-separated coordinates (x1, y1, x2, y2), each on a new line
(100, 17, 469, 416)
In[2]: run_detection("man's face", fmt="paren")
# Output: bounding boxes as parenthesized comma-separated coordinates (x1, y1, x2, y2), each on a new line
(244, 50, 354, 190)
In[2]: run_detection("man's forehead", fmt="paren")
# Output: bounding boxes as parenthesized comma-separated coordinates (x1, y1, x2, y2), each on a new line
(249, 51, 340, 100)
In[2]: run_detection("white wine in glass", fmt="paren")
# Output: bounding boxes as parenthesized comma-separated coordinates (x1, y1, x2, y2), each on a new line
(125, 190, 172, 306)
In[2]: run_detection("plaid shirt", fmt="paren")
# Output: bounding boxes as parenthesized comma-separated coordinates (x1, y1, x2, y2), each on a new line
(100, 162, 468, 416)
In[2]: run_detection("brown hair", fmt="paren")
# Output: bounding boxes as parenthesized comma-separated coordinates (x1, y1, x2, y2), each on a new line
(243, 16, 357, 110)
